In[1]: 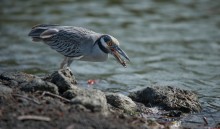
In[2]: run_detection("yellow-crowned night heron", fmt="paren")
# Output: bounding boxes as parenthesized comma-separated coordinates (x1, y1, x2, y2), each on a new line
(28, 24, 130, 69)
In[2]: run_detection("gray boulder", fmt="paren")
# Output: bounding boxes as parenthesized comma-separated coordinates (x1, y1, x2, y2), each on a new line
(0, 72, 59, 94)
(0, 72, 37, 87)
(106, 93, 137, 113)
(63, 89, 108, 112)
(20, 78, 59, 94)
(0, 72, 58, 94)
(129, 86, 201, 113)
(45, 68, 108, 112)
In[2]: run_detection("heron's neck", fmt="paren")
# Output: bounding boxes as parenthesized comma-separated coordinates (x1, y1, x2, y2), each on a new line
(96, 38, 109, 54)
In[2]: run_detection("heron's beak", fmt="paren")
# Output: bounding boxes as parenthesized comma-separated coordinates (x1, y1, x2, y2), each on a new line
(110, 46, 130, 67)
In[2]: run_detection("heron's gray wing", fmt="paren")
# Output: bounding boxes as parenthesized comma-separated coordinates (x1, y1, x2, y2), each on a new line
(29, 24, 99, 58)
(46, 28, 97, 58)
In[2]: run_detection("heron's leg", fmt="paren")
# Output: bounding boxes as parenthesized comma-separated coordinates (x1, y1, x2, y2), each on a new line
(60, 57, 68, 69)
(67, 58, 74, 67)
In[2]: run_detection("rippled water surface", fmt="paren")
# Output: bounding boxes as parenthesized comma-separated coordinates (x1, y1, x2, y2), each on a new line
(1, 0, 220, 123)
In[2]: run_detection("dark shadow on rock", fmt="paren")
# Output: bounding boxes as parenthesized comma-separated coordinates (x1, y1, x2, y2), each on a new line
(44, 68, 77, 94)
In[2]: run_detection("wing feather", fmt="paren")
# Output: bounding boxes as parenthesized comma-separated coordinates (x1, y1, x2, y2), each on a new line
(28, 24, 100, 58)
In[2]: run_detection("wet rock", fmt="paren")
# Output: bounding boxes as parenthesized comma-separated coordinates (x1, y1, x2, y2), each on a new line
(20, 78, 59, 94)
(63, 88, 108, 112)
(129, 86, 201, 113)
(136, 102, 159, 114)
(106, 93, 137, 113)
(47, 68, 77, 93)
(162, 110, 182, 117)
(0, 72, 37, 87)
(0, 72, 59, 94)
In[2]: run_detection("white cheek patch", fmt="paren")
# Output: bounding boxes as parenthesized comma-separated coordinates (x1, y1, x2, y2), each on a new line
(100, 38, 109, 48)
(110, 36, 120, 46)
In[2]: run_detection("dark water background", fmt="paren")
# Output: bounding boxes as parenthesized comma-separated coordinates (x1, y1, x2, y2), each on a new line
(1, 0, 220, 125)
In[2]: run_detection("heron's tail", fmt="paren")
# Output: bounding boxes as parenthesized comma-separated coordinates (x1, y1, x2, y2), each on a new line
(28, 24, 59, 42)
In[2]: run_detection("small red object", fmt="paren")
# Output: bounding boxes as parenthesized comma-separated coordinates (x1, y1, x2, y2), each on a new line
(87, 79, 96, 85)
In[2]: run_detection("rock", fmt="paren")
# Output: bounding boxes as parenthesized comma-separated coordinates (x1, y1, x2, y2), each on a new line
(20, 78, 59, 94)
(129, 86, 201, 113)
(0, 85, 13, 96)
(105, 93, 137, 113)
(146, 119, 164, 129)
(47, 68, 77, 93)
(0, 85, 13, 103)
(0, 72, 37, 87)
(63, 88, 108, 112)
(216, 123, 220, 128)
(0, 72, 59, 94)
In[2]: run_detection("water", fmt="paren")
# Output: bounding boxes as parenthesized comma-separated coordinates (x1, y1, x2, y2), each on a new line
(1, 0, 220, 124)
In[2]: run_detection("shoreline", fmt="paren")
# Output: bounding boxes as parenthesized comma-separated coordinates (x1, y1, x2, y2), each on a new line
(0, 68, 218, 129)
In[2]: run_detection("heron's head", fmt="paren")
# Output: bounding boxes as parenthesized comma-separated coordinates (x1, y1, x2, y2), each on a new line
(98, 35, 130, 67)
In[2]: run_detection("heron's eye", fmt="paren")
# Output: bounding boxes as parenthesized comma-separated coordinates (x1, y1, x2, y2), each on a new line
(107, 41, 113, 46)
(103, 35, 111, 42)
